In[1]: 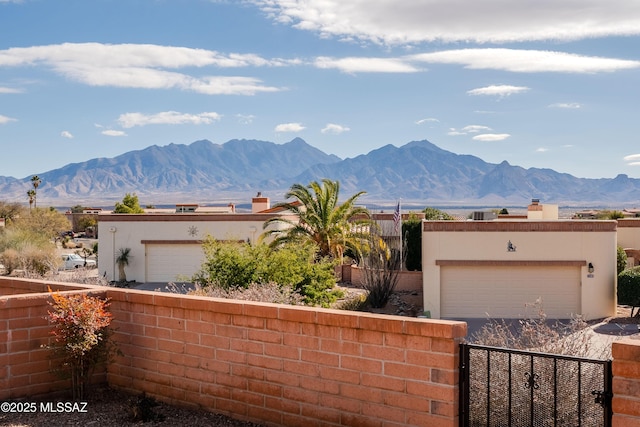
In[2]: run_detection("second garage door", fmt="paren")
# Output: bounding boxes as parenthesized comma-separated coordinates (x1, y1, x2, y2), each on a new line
(440, 265, 580, 319)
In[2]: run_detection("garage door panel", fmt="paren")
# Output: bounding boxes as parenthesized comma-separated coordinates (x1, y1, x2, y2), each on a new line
(441, 266, 580, 318)
(146, 244, 204, 283)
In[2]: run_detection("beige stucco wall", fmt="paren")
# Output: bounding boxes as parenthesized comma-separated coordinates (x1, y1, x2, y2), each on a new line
(527, 204, 558, 220)
(617, 219, 640, 249)
(97, 213, 292, 283)
(422, 220, 617, 321)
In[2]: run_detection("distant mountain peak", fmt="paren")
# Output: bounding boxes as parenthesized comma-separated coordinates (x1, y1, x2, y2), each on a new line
(287, 137, 307, 145)
(0, 138, 638, 206)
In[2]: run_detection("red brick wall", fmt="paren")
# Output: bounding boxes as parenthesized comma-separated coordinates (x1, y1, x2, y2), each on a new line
(341, 265, 423, 292)
(106, 289, 466, 426)
(11, 277, 640, 426)
(612, 339, 640, 427)
(2, 278, 466, 426)
(0, 277, 87, 296)
(0, 293, 59, 399)
(0, 280, 108, 400)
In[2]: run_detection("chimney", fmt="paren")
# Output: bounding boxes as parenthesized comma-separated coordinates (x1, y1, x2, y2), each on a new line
(528, 198, 543, 212)
(252, 192, 270, 213)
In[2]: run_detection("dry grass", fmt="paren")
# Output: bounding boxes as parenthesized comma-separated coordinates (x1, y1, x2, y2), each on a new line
(464, 300, 623, 426)
(468, 300, 613, 359)
(186, 282, 305, 305)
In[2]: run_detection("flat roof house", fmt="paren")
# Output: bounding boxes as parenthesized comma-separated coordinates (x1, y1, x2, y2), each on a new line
(97, 195, 294, 283)
(422, 219, 617, 321)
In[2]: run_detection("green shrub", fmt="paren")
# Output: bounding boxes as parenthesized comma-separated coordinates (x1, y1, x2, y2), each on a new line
(403, 216, 422, 271)
(618, 266, 640, 307)
(618, 246, 628, 275)
(335, 293, 368, 311)
(194, 239, 263, 289)
(193, 239, 341, 307)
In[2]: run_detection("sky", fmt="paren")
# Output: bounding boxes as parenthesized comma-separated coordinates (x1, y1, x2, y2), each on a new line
(2, 0, 640, 180)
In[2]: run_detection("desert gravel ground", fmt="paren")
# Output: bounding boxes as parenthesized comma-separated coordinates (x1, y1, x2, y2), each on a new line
(0, 386, 265, 427)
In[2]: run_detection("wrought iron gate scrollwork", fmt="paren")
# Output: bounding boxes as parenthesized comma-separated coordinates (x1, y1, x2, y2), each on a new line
(459, 344, 612, 427)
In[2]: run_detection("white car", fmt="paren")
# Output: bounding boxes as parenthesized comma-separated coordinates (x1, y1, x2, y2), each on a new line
(61, 253, 96, 270)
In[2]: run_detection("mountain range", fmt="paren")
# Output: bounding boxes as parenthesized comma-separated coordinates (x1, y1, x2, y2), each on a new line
(1, 137, 640, 208)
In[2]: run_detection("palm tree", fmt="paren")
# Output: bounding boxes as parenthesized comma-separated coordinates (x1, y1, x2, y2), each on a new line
(262, 179, 370, 262)
(30, 175, 41, 208)
(27, 189, 36, 211)
(115, 247, 131, 283)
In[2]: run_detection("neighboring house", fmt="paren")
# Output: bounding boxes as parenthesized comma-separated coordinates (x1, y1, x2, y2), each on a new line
(422, 200, 617, 321)
(97, 195, 294, 283)
(82, 207, 103, 214)
(98, 195, 620, 321)
(65, 208, 101, 233)
(573, 207, 640, 219)
(617, 219, 640, 267)
(623, 208, 640, 217)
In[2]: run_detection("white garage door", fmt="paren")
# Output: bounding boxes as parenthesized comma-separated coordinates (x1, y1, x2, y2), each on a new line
(146, 244, 204, 283)
(441, 266, 580, 319)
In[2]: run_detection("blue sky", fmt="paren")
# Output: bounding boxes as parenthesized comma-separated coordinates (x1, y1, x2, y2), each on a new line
(1, 0, 640, 180)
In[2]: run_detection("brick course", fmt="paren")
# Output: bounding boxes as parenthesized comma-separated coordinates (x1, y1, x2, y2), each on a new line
(8, 276, 640, 425)
(1, 278, 466, 426)
(613, 339, 640, 426)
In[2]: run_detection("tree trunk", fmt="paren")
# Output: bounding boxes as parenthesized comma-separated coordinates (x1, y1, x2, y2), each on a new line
(118, 264, 127, 282)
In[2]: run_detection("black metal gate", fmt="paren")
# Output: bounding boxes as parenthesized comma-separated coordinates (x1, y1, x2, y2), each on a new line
(459, 344, 612, 427)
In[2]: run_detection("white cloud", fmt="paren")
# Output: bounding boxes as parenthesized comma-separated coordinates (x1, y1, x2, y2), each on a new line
(61, 131, 73, 139)
(467, 85, 530, 97)
(409, 49, 640, 74)
(0, 114, 16, 124)
(102, 130, 127, 137)
(253, 0, 640, 44)
(313, 48, 640, 76)
(236, 114, 255, 125)
(187, 76, 281, 95)
(536, 147, 549, 152)
(462, 125, 492, 133)
(321, 123, 350, 134)
(0, 43, 286, 95)
(314, 56, 420, 73)
(117, 111, 221, 128)
(416, 118, 439, 125)
(312, 48, 640, 76)
(61, 66, 280, 95)
(275, 122, 305, 132)
(448, 125, 492, 135)
(0, 86, 22, 93)
(624, 154, 640, 162)
(549, 102, 582, 109)
(0, 43, 292, 69)
(472, 133, 511, 141)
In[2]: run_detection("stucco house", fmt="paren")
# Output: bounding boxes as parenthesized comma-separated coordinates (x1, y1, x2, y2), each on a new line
(97, 195, 294, 283)
(617, 218, 640, 267)
(98, 197, 619, 321)
(421, 199, 617, 321)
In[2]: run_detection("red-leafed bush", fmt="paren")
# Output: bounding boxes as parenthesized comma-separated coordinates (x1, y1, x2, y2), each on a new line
(45, 287, 118, 399)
